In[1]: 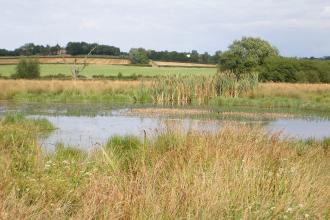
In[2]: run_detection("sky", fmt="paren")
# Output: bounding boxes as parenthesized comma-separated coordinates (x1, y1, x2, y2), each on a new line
(0, 0, 329, 57)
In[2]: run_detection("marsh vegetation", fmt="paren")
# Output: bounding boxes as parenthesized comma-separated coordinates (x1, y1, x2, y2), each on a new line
(0, 115, 329, 219)
(1, 37, 330, 219)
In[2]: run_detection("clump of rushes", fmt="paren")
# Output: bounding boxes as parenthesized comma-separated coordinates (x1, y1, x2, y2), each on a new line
(2, 113, 55, 133)
(151, 71, 258, 105)
(0, 118, 329, 219)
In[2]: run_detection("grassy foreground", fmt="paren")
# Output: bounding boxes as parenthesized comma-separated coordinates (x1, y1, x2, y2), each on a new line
(0, 115, 329, 219)
(1, 80, 330, 113)
(0, 64, 217, 78)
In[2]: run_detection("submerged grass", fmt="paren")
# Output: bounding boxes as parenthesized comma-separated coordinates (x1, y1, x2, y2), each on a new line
(0, 115, 329, 219)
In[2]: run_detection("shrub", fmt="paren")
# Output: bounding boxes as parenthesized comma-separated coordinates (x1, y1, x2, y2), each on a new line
(13, 58, 40, 79)
(129, 48, 149, 64)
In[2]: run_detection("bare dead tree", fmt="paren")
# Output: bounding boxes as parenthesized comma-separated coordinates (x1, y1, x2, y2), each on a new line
(71, 46, 97, 80)
(60, 46, 97, 80)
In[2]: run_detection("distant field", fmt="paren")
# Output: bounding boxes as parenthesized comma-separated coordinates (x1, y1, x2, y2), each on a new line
(0, 64, 217, 77)
(151, 61, 216, 68)
(0, 57, 129, 65)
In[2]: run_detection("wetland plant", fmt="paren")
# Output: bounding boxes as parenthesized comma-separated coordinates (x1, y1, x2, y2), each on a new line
(151, 71, 258, 105)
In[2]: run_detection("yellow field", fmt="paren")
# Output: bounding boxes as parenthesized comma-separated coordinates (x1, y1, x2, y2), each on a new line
(0, 57, 217, 68)
(0, 57, 129, 65)
(151, 60, 216, 68)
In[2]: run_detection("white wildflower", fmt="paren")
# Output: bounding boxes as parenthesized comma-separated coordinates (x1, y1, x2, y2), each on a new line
(286, 207, 294, 213)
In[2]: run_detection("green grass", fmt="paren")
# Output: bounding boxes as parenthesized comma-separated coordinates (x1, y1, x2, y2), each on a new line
(0, 64, 217, 78)
(1, 113, 55, 133)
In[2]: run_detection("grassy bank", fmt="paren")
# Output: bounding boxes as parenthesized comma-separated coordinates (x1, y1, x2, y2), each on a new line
(0, 64, 217, 78)
(1, 80, 330, 113)
(0, 115, 329, 219)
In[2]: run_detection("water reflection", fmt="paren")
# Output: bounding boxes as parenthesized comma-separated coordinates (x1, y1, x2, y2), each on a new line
(1, 101, 330, 150)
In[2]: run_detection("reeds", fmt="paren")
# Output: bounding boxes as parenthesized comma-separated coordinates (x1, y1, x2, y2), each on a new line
(151, 71, 258, 105)
(151, 75, 215, 105)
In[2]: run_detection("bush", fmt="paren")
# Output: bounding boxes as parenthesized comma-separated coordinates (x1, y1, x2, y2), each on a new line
(258, 57, 330, 83)
(13, 58, 40, 79)
(129, 48, 149, 64)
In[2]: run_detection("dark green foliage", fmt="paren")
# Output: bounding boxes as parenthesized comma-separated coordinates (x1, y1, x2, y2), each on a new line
(10, 43, 61, 56)
(129, 48, 149, 64)
(14, 58, 40, 79)
(219, 37, 279, 78)
(147, 49, 219, 64)
(66, 42, 120, 56)
(258, 57, 330, 83)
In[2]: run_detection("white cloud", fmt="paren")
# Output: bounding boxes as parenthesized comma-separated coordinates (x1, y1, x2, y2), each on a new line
(323, 5, 330, 15)
(79, 19, 100, 30)
(0, 0, 329, 57)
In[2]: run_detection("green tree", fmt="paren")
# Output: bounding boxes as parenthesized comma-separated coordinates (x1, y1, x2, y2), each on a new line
(14, 58, 40, 79)
(219, 37, 279, 78)
(129, 48, 149, 64)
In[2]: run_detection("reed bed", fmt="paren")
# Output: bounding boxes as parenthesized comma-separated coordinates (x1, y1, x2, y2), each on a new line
(151, 72, 258, 105)
(0, 115, 329, 219)
(0, 79, 329, 110)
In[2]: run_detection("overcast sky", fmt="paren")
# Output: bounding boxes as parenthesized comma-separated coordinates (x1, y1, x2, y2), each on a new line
(0, 0, 329, 57)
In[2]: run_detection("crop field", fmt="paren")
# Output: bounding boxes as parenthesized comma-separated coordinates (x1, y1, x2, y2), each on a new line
(0, 64, 217, 78)
(0, 57, 130, 65)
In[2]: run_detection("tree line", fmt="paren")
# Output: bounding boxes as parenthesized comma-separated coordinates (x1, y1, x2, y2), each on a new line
(0, 42, 220, 64)
(1, 38, 330, 83)
(0, 43, 62, 56)
(0, 42, 121, 57)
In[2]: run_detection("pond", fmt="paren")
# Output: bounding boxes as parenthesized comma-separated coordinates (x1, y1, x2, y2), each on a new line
(1, 101, 330, 150)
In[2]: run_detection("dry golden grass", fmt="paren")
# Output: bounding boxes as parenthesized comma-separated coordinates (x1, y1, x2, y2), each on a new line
(0, 79, 151, 99)
(0, 119, 329, 219)
(128, 107, 211, 116)
(256, 82, 330, 97)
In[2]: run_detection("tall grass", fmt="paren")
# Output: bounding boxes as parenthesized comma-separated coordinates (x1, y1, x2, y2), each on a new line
(0, 79, 151, 103)
(0, 79, 330, 111)
(0, 115, 329, 219)
(151, 71, 258, 105)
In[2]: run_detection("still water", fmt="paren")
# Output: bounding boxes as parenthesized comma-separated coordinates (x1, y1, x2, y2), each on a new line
(1, 102, 330, 150)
